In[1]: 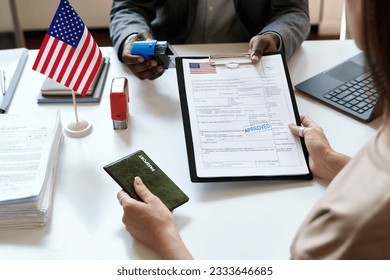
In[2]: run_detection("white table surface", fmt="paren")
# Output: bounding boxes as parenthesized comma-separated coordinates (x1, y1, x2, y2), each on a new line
(0, 40, 381, 260)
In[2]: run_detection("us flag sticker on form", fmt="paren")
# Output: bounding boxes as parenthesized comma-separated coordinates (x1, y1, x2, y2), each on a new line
(189, 62, 216, 74)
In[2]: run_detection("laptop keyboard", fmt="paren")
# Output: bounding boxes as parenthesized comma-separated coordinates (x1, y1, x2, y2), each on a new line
(323, 72, 379, 115)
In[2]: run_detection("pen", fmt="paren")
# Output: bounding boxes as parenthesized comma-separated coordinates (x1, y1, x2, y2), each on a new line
(0, 69, 5, 95)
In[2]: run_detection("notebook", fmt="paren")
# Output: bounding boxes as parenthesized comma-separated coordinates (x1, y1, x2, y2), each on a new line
(36, 56, 110, 103)
(295, 52, 382, 122)
(40, 56, 106, 96)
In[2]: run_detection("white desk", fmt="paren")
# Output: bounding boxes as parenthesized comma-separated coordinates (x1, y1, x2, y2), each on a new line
(0, 40, 381, 260)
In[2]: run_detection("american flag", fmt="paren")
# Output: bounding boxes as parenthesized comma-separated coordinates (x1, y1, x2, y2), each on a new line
(189, 62, 216, 74)
(32, 0, 102, 96)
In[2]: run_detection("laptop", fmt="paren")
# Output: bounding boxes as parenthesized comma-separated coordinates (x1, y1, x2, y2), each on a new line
(295, 52, 382, 122)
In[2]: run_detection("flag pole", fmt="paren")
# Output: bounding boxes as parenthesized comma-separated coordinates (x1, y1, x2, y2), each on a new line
(63, 90, 93, 138)
(71, 90, 79, 123)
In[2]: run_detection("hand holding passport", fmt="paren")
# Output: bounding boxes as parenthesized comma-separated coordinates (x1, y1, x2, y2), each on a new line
(103, 150, 189, 211)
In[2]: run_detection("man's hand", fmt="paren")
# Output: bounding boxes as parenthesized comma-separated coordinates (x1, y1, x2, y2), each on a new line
(249, 33, 280, 64)
(121, 31, 164, 80)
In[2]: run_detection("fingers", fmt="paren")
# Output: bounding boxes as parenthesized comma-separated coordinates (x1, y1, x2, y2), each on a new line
(136, 31, 153, 41)
(131, 62, 164, 80)
(289, 115, 322, 139)
(288, 115, 314, 137)
(122, 54, 144, 65)
(133, 176, 155, 203)
(122, 52, 164, 80)
(300, 115, 317, 128)
(121, 36, 143, 65)
(121, 33, 164, 80)
(288, 123, 304, 137)
(249, 34, 279, 64)
(117, 177, 157, 207)
(249, 36, 267, 63)
(117, 190, 131, 206)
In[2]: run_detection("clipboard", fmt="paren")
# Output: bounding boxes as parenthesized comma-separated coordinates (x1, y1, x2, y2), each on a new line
(209, 52, 252, 68)
(176, 52, 312, 182)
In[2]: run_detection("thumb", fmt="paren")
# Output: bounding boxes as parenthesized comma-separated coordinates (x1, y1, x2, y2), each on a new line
(133, 176, 154, 202)
(137, 31, 154, 41)
(288, 123, 301, 136)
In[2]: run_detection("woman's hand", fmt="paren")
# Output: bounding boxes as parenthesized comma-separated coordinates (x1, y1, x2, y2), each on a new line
(117, 177, 193, 259)
(289, 115, 351, 181)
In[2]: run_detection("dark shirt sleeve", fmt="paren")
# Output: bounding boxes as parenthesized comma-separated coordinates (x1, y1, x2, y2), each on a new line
(109, 0, 311, 61)
(258, 0, 310, 58)
(109, 0, 157, 61)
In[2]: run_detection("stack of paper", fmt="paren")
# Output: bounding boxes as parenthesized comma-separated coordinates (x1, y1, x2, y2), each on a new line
(0, 111, 63, 229)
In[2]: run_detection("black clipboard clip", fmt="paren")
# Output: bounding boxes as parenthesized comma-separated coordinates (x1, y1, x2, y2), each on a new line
(209, 53, 252, 69)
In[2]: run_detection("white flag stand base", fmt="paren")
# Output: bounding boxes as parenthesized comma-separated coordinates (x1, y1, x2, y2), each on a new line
(64, 90, 93, 138)
(64, 119, 93, 138)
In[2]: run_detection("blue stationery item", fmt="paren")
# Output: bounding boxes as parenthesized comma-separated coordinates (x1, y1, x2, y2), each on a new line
(0, 48, 28, 113)
(131, 40, 176, 69)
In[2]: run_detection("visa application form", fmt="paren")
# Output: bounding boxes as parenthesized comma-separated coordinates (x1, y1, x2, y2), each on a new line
(181, 54, 309, 178)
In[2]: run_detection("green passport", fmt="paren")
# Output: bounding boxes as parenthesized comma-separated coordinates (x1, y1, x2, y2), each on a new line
(103, 150, 189, 211)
